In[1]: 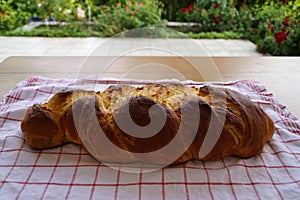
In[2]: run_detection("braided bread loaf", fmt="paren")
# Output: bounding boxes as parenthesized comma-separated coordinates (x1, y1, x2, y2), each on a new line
(21, 84, 274, 165)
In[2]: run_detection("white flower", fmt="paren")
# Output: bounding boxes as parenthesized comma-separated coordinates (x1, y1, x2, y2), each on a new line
(63, 9, 72, 14)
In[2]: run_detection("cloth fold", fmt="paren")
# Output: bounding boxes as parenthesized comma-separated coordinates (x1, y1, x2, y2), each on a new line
(0, 76, 299, 199)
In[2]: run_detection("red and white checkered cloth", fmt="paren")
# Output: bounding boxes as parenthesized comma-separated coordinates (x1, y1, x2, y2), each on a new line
(0, 76, 300, 199)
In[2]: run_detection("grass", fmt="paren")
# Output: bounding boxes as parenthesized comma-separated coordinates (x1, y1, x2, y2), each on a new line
(187, 31, 242, 39)
(2, 25, 243, 39)
(3, 25, 104, 37)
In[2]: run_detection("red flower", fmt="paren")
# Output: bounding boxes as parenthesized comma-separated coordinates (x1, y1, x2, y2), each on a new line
(278, 0, 287, 3)
(281, 27, 287, 33)
(268, 24, 274, 32)
(274, 31, 289, 44)
(188, 4, 194, 13)
(282, 16, 290, 26)
(188, 4, 194, 9)
(116, 3, 121, 7)
(181, 8, 189, 13)
(131, 11, 136, 15)
(125, 6, 129, 11)
(213, 3, 219, 8)
(127, 1, 132, 6)
(0, 11, 6, 15)
(267, 19, 274, 31)
(214, 16, 221, 24)
(297, 19, 300, 23)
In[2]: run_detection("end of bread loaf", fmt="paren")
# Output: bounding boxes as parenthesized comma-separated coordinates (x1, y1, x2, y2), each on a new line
(21, 104, 66, 149)
(21, 90, 94, 149)
(193, 86, 274, 160)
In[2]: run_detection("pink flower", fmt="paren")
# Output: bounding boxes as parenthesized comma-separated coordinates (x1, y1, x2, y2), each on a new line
(131, 11, 136, 15)
(135, 2, 143, 7)
(127, 1, 132, 6)
(38, 3, 42, 8)
(77, 7, 85, 19)
(125, 6, 129, 11)
(116, 3, 121, 7)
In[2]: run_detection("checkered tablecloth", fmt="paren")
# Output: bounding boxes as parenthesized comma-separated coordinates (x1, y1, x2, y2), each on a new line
(0, 76, 300, 200)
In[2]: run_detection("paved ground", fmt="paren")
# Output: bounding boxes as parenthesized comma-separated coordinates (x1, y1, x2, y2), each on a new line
(0, 37, 265, 63)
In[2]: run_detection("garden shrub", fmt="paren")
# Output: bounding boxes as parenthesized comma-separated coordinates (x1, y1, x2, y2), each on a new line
(187, 31, 241, 39)
(251, 0, 300, 55)
(176, 0, 238, 32)
(93, 0, 164, 36)
(0, 0, 30, 32)
(0, 0, 299, 55)
(6, 25, 96, 37)
(25, 0, 92, 22)
(255, 6, 300, 55)
(174, 0, 300, 55)
(159, 0, 194, 21)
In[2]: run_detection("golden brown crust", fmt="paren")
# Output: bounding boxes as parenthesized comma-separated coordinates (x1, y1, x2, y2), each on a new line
(21, 84, 274, 165)
(21, 104, 65, 149)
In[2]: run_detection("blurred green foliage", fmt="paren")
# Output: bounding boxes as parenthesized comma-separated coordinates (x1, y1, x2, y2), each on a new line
(0, 0, 299, 55)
